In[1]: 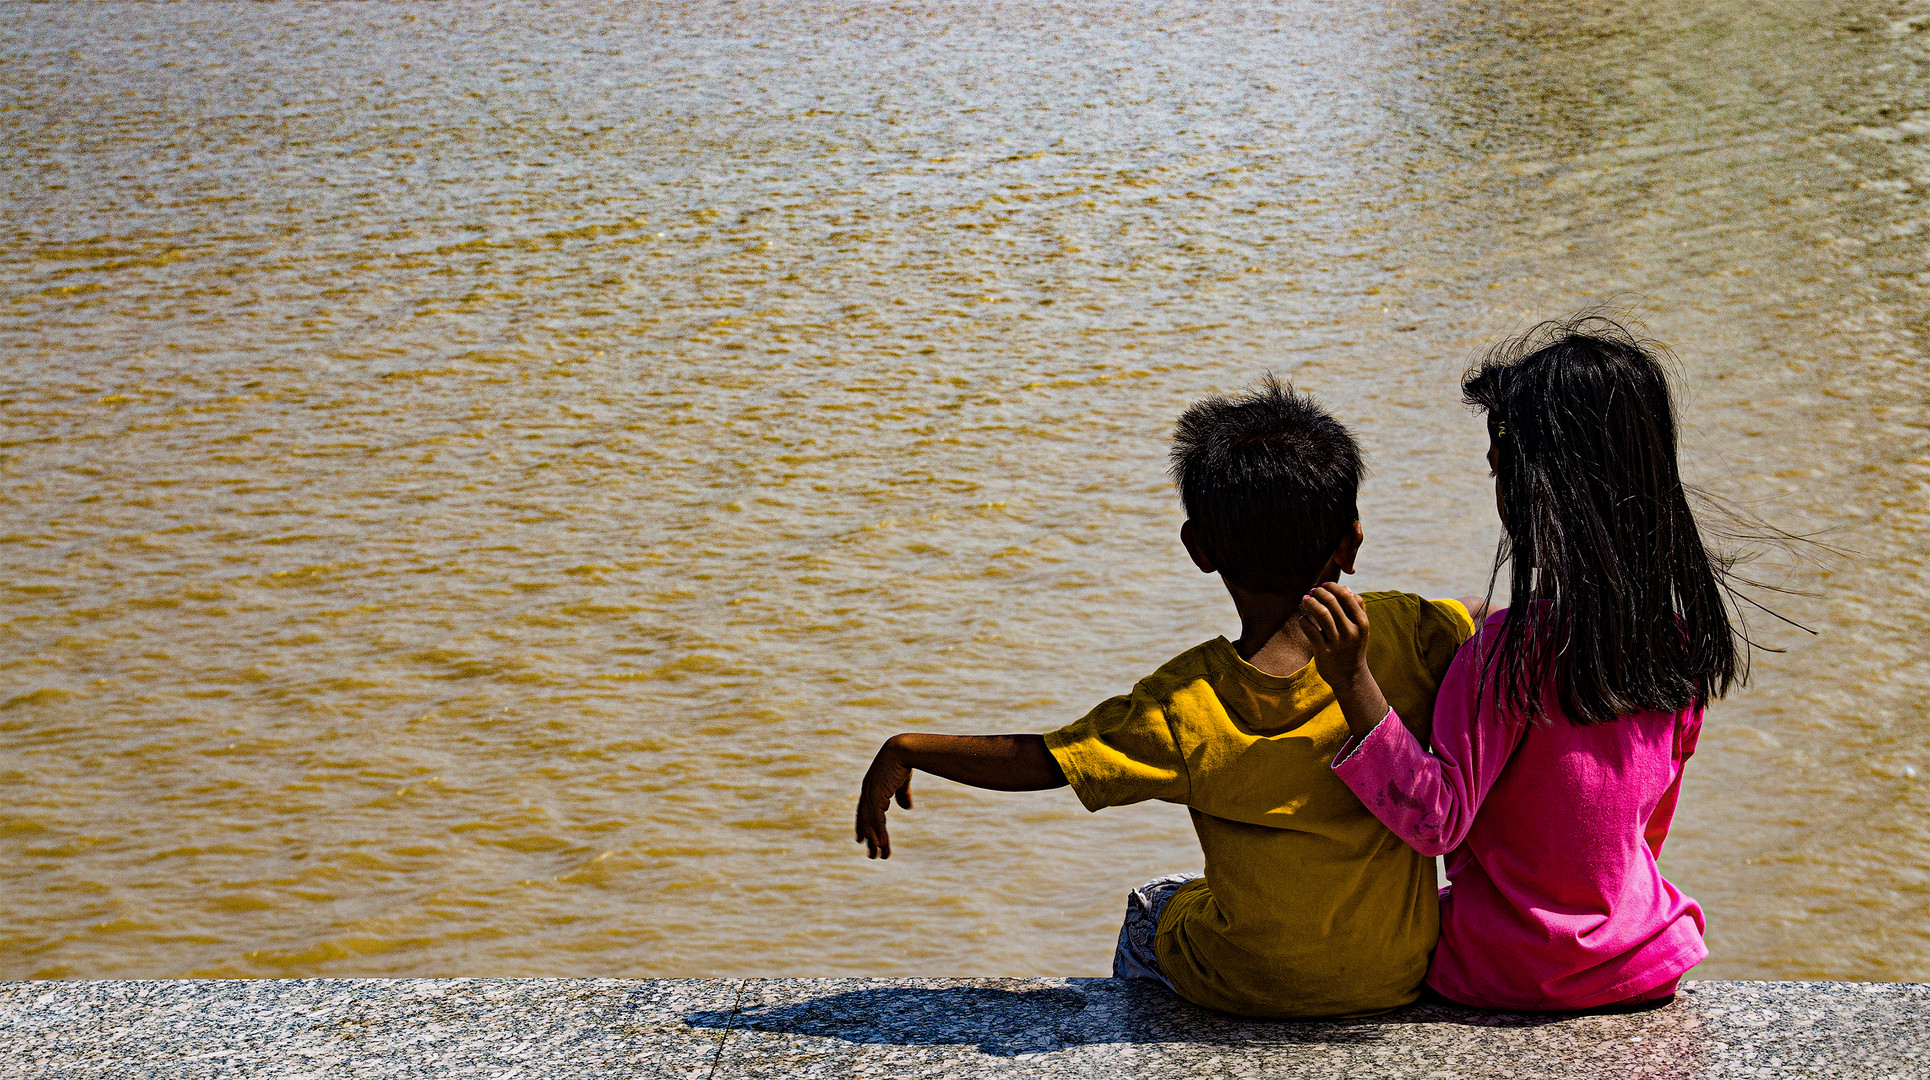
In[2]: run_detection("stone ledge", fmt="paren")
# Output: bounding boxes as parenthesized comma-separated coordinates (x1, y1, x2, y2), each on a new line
(3, 978, 1926, 1078)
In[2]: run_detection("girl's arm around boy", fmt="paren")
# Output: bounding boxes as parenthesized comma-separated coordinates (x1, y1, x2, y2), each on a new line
(1302, 583, 1514, 856)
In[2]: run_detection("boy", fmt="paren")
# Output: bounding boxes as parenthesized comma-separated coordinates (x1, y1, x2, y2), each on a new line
(853, 376, 1478, 1019)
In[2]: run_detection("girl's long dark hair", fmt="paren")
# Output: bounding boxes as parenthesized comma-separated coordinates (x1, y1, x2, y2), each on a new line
(1464, 316, 1740, 725)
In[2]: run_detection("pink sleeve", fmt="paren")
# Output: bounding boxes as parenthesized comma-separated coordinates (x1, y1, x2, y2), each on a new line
(1644, 708, 1702, 859)
(1331, 643, 1526, 858)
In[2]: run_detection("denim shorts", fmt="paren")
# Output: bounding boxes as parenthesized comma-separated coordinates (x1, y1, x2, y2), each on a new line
(1111, 872, 1201, 990)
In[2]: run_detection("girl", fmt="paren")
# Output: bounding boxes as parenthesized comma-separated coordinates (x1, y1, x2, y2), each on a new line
(1301, 318, 1736, 1011)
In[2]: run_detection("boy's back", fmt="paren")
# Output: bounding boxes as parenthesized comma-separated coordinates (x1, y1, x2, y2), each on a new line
(1046, 592, 1474, 1018)
(853, 377, 1481, 1019)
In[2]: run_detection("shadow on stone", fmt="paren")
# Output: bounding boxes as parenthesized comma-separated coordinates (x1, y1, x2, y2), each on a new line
(685, 980, 1582, 1056)
(690, 986, 1093, 1056)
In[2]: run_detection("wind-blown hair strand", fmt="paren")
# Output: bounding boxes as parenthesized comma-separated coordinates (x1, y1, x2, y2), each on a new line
(1464, 317, 1740, 725)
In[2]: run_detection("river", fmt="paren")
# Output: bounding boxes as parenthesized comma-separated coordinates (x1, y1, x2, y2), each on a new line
(2, 0, 1926, 981)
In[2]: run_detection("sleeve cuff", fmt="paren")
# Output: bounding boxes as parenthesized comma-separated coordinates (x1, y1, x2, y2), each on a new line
(1331, 707, 1398, 770)
(1041, 727, 1105, 813)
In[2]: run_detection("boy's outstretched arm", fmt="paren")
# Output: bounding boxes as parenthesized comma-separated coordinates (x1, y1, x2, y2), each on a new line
(855, 733, 1067, 859)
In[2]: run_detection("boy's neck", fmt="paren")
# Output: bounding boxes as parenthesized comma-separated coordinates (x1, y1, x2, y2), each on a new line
(1226, 582, 1322, 678)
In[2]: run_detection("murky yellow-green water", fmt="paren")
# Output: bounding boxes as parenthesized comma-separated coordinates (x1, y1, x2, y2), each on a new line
(2, 1, 1926, 982)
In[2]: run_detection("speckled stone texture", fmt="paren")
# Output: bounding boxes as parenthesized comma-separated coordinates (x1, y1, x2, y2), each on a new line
(2, 979, 1926, 1078)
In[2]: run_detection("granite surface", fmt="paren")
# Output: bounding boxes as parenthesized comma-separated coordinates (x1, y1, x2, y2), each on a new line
(2, 978, 1926, 1078)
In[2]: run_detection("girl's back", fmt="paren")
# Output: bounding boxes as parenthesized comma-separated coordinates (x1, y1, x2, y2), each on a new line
(1310, 315, 1749, 1011)
(1347, 609, 1708, 1010)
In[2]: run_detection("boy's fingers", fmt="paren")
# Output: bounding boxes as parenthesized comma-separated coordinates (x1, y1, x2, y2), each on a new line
(855, 785, 898, 859)
(858, 817, 889, 859)
(855, 754, 909, 859)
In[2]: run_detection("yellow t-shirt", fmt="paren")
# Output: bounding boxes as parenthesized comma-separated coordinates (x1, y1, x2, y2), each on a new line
(1044, 591, 1475, 1019)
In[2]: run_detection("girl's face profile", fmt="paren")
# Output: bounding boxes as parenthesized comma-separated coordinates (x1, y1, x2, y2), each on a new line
(1487, 437, 1507, 530)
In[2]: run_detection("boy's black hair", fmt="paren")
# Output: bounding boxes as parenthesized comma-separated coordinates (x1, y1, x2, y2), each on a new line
(1464, 315, 1740, 725)
(1169, 375, 1363, 596)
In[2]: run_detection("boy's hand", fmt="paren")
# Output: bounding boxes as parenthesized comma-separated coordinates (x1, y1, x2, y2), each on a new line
(853, 732, 1068, 861)
(855, 736, 915, 859)
(1300, 584, 1392, 740)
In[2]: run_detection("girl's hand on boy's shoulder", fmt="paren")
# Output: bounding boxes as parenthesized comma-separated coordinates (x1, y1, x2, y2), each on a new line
(1302, 584, 1393, 740)
(1301, 583, 1376, 694)
(1300, 583, 1372, 676)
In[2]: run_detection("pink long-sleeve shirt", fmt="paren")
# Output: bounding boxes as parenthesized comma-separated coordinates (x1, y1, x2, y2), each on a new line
(1332, 610, 1707, 1011)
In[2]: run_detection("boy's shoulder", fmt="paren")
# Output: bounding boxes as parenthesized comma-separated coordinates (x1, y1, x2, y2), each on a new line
(1131, 638, 1323, 737)
(1128, 593, 1471, 698)
(1130, 638, 1238, 705)
(1360, 591, 1480, 711)
(1360, 590, 1476, 641)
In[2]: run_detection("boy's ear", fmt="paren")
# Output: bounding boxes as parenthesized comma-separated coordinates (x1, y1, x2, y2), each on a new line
(1180, 520, 1217, 574)
(1332, 520, 1364, 576)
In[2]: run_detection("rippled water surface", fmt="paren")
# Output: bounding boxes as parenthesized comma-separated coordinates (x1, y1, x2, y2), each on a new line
(3, 1, 1927, 981)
